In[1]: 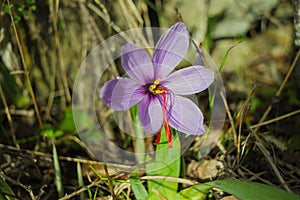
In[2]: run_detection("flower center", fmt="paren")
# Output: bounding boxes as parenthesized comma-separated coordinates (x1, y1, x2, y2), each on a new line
(149, 78, 165, 94)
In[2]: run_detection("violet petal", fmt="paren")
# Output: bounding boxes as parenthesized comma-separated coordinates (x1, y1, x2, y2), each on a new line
(122, 43, 154, 83)
(152, 22, 189, 78)
(163, 66, 214, 95)
(166, 95, 205, 135)
(100, 77, 145, 111)
(138, 95, 163, 134)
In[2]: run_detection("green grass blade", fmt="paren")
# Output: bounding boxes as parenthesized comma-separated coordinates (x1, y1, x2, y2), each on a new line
(206, 180, 300, 200)
(52, 141, 64, 198)
(76, 162, 86, 200)
(0, 176, 17, 200)
(219, 40, 242, 72)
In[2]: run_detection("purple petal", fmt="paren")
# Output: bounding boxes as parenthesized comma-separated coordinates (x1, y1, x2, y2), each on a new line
(122, 44, 154, 83)
(162, 66, 214, 95)
(166, 95, 205, 135)
(138, 96, 163, 134)
(152, 22, 189, 78)
(100, 78, 145, 110)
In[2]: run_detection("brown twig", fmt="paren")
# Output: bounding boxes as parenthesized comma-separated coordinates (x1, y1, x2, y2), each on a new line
(6, 0, 44, 130)
(220, 91, 238, 146)
(254, 49, 300, 133)
(0, 85, 19, 148)
(252, 132, 292, 193)
(0, 108, 34, 116)
(58, 179, 104, 200)
(236, 86, 256, 163)
(0, 143, 131, 170)
(174, 7, 184, 22)
(250, 109, 300, 129)
(239, 165, 276, 187)
(140, 175, 197, 185)
(114, 182, 131, 198)
(104, 164, 116, 199)
(49, 0, 70, 110)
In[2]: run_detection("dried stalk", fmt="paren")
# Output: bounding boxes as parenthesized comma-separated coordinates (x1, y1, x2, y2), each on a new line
(0, 85, 19, 148)
(254, 49, 300, 133)
(6, 0, 44, 129)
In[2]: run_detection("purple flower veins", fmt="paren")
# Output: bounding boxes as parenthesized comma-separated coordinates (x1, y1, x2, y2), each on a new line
(100, 22, 214, 147)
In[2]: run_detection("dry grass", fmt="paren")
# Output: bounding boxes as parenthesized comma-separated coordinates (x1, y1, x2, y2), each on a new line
(0, 0, 299, 199)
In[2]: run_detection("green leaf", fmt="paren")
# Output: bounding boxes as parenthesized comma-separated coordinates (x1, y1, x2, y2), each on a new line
(41, 124, 64, 139)
(31, 5, 37, 11)
(58, 108, 76, 132)
(174, 184, 212, 200)
(14, 15, 21, 23)
(206, 180, 300, 200)
(0, 176, 17, 200)
(219, 40, 242, 72)
(17, 7, 24, 13)
(52, 141, 64, 198)
(3, 4, 10, 14)
(130, 173, 149, 200)
(146, 128, 181, 199)
(76, 162, 86, 200)
(26, 0, 35, 4)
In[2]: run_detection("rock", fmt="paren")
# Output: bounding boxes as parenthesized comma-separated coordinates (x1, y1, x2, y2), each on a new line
(187, 159, 224, 180)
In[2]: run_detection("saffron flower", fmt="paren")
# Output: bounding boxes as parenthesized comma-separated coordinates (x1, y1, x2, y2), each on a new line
(100, 22, 214, 147)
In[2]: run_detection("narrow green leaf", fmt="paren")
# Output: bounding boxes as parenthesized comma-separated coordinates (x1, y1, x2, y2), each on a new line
(146, 128, 181, 199)
(76, 162, 86, 200)
(206, 180, 300, 200)
(219, 40, 242, 72)
(52, 141, 64, 198)
(175, 184, 212, 200)
(0, 176, 17, 200)
(130, 173, 149, 200)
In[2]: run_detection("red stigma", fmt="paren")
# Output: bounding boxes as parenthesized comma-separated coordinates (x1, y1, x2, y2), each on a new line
(156, 89, 172, 148)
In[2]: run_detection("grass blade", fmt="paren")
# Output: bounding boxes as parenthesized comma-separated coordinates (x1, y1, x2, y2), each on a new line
(0, 176, 17, 200)
(76, 162, 85, 200)
(52, 141, 64, 198)
(219, 40, 242, 72)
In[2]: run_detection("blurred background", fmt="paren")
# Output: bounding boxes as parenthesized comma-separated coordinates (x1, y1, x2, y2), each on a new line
(0, 0, 299, 199)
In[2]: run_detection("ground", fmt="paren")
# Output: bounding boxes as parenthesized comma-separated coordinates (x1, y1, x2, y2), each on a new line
(0, 0, 299, 199)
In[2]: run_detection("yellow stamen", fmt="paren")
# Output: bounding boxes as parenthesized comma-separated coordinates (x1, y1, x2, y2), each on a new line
(154, 88, 165, 94)
(154, 78, 161, 85)
(149, 84, 156, 93)
(149, 78, 164, 94)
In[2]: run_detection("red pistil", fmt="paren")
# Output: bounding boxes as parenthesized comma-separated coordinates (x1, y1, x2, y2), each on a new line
(155, 90, 172, 148)
(155, 130, 161, 144)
